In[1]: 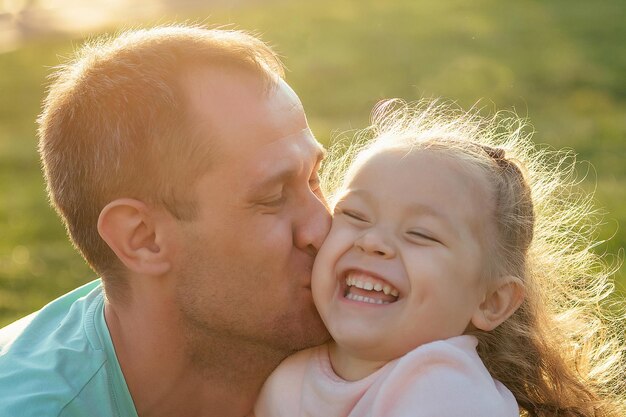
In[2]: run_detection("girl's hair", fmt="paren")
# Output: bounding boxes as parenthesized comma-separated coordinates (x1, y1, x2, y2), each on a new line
(322, 99, 626, 417)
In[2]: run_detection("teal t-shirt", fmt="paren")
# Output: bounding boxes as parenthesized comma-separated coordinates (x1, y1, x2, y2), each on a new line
(0, 280, 138, 417)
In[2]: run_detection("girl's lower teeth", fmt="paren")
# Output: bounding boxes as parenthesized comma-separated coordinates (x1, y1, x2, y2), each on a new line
(345, 293, 390, 304)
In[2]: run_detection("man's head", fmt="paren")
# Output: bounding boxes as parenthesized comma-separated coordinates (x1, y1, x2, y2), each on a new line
(38, 26, 283, 285)
(38, 25, 331, 351)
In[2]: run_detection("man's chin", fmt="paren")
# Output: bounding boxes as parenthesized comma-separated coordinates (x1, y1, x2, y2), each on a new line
(290, 313, 330, 351)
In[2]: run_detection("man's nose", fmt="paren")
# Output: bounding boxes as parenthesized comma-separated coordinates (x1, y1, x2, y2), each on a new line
(293, 191, 331, 255)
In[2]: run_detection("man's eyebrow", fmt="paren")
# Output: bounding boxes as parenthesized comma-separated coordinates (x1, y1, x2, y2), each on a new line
(253, 166, 298, 190)
(250, 146, 326, 192)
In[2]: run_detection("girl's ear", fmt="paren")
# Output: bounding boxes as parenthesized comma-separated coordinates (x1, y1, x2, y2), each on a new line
(471, 276, 525, 331)
(97, 198, 172, 276)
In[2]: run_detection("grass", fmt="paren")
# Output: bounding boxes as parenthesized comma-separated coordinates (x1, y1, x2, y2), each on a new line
(0, 0, 625, 326)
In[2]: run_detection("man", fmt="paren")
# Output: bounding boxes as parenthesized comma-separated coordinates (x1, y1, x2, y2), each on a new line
(0, 25, 330, 416)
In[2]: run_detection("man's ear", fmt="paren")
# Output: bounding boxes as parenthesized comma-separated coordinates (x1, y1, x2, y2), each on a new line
(97, 198, 172, 276)
(471, 276, 525, 331)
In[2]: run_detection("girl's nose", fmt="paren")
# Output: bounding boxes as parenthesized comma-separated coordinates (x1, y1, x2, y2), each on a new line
(354, 229, 396, 258)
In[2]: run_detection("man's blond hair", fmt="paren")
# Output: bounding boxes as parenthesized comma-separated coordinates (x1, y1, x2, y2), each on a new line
(38, 25, 285, 296)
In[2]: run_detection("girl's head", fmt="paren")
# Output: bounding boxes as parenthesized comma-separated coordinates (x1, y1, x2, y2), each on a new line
(312, 101, 529, 362)
(314, 100, 626, 416)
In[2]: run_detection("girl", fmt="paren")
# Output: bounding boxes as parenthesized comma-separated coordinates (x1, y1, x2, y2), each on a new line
(254, 100, 626, 417)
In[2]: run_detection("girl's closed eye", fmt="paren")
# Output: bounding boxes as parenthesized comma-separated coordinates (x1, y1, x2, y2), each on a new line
(407, 230, 441, 244)
(337, 208, 369, 222)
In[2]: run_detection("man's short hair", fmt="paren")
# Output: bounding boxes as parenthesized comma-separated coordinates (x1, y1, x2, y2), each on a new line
(37, 25, 285, 292)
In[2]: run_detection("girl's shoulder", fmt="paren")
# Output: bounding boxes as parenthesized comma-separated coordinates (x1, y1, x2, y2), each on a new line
(372, 336, 519, 417)
(254, 345, 325, 417)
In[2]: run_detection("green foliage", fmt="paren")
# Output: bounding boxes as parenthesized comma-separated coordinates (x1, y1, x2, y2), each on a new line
(0, 0, 624, 326)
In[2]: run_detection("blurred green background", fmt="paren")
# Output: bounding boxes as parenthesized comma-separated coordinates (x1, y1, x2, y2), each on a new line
(0, 0, 625, 327)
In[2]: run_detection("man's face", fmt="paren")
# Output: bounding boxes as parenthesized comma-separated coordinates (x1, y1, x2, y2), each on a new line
(173, 68, 331, 353)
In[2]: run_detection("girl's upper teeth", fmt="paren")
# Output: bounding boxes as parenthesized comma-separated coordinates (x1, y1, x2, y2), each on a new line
(346, 274, 399, 297)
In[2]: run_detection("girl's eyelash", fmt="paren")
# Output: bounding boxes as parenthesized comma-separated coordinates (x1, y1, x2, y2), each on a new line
(342, 209, 367, 221)
(408, 231, 439, 243)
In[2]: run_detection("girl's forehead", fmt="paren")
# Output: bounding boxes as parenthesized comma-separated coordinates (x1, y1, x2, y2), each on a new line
(343, 147, 495, 227)
(350, 146, 489, 184)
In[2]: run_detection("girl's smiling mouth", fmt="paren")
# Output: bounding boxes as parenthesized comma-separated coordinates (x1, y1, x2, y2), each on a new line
(342, 270, 400, 305)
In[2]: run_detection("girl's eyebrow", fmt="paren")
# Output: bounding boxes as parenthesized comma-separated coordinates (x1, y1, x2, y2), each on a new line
(406, 203, 449, 223)
(340, 188, 456, 230)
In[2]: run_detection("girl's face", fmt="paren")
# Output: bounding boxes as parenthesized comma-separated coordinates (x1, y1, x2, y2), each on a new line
(312, 149, 494, 362)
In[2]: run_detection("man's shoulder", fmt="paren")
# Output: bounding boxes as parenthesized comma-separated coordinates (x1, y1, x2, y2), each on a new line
(0, 280, 114, 417)
(0, 279, 102, 350)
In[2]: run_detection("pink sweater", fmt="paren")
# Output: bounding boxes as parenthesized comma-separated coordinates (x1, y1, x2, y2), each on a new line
(254, 335, 519, 417)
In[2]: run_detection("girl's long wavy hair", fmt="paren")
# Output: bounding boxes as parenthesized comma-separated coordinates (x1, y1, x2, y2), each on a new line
(322, 99, 626, 417)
